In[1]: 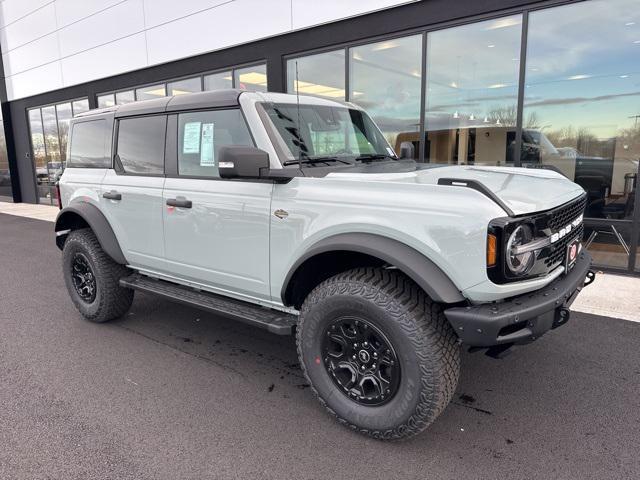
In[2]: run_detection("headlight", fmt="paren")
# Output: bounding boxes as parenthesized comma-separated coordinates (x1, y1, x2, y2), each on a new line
(506, 225, 535, 275)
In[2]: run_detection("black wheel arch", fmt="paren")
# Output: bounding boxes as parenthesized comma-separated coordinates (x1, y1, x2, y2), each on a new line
(281, 233, 465, 308)
(55, 203, 127, 265)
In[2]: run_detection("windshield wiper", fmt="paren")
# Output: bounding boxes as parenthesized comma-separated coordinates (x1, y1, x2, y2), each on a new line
(354, 153, 398, 162)
(283, 156, 352, 166)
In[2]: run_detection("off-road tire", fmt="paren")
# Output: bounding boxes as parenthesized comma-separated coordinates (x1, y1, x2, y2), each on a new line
(296, 267, 460, 440)
(62, 228, 134, 323)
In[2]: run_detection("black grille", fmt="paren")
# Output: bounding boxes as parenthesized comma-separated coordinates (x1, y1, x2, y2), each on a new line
(543, 224, 584, 268)
(546, 195, 587, 231)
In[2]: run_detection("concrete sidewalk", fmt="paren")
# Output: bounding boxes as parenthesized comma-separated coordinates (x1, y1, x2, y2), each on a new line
(1, 200, 637, 322)
(0, 201, 59, 222)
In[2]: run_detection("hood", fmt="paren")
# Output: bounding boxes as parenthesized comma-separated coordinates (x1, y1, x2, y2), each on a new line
(327, 164, 585, 216)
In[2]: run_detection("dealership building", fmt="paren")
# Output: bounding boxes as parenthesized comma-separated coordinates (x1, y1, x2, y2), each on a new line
(0, 0, 637, 274)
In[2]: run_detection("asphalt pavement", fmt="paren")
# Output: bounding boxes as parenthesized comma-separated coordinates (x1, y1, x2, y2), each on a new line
(1, 213, 639, 480)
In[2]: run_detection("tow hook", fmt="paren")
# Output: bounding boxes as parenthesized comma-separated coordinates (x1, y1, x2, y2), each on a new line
(584, 270, 596, 287)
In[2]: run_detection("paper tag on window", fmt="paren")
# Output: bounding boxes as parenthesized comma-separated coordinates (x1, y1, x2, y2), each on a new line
(183, 122, 201, 154)
(200, 123, 215, 166)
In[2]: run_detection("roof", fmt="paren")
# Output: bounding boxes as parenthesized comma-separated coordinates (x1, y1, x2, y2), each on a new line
(74, 88, 356, 119)
(75, 89, 243, 119)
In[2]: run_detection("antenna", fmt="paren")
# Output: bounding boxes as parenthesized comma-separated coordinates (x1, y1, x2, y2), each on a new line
(295, 61, 302, 168)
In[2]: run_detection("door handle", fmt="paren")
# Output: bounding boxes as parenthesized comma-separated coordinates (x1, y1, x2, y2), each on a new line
(166, 197, 192, 209)
(103, 190, 122, 200)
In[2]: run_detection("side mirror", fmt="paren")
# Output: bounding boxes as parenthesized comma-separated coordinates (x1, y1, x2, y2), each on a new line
(218, 146, 270, 179)
(399, 141, 414, 159)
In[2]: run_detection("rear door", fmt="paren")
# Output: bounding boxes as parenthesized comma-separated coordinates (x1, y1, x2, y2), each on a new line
(162, 108, 273, 302)
(100, 114, 167, 272)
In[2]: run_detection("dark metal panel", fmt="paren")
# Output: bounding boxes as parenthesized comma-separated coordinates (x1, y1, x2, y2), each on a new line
(514, 11, 529, 168)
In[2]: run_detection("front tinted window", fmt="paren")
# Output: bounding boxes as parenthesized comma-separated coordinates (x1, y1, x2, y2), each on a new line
(117, 116, 166, 174)
(69, 120, 110, 168)
(178, 109, 253, 177)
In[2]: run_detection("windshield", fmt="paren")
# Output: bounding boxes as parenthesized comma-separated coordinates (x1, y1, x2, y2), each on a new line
(261, 102, 396, 165)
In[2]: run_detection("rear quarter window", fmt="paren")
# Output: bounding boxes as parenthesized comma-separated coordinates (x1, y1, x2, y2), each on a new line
(68, 119, 111, 168)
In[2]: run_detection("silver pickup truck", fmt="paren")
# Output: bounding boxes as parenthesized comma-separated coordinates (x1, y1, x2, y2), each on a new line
(55, 89, 593, 440)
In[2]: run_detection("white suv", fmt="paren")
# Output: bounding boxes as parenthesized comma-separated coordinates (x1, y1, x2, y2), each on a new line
(55, 89, 593, 439)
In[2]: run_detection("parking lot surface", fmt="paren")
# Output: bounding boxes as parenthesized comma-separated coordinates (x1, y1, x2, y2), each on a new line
(1, 213, 639, 480)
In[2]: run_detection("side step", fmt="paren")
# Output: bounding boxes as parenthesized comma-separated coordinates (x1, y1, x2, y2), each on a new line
(119, 274, 297, 335)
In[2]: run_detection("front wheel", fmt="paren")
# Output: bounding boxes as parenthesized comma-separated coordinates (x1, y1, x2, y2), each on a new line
(296, 267, 460, 440)
(62, 228, 134, 323)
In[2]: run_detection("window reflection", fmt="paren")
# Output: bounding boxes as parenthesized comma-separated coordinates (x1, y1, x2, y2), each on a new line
(349, 35, 422, 158)
(425, 15, 522, 166)
(115, 90, 135, 105)
(97, 94, 115, 108)
(167, 77, 202, 96)
(135, 84, 167, 101)
(287, 50, 346, 100)
(234, 64, 267, 92)
(56, 103, 72, 174)
(204, 71, 233, 91)
(523, 0, 639, 226)
(0, 110, 11, 200)
(72, 99, 89, 115)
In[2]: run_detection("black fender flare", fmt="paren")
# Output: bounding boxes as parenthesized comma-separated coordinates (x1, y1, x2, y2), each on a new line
(54, 202, 127, 265)
(281, 233, 465, 305)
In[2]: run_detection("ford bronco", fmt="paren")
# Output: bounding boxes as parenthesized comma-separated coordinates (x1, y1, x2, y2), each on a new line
(55, 89, 593, 440)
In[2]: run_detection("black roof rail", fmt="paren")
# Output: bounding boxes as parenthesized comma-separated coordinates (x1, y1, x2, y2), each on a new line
(437, 178, 515, 217)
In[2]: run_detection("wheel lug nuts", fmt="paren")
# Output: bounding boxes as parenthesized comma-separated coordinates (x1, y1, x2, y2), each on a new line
(352, 355, 356, 360)
(361, 365, 366, 370)
(363, 341, 368, 347)
(353, 343, 358, 348)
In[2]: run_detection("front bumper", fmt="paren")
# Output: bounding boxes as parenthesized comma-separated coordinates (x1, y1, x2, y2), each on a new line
(445, 250, 594, 347)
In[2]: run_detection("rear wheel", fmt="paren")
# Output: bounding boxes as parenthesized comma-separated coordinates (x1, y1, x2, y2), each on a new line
(296, 267, 460, 440)
(62, 228, 134, 323)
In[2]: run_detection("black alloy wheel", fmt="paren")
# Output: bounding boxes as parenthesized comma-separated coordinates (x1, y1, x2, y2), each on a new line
(321, 316, 400, 406)
(71, 252, 97, 303)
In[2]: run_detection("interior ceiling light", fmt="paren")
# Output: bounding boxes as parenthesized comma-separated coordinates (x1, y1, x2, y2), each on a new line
(625, 22, 636, 26)
(487, 44, 496, 48)
(171, 89, 192, 96)
(567, 74, 591, 80)
(294, 80, 345, 98)
(486, 18, 521, 30)
(453, 111, 459, 119)
(372, 41, 399, 51)
(238, 72, 268, 86)
(634, 40, 640, 44)
(469, 114, 475, 120)
(450, 82, 458, 88)
(488, 83, 507, 89)
(144, 88, 166, 97)
(620, 74, 630, 78)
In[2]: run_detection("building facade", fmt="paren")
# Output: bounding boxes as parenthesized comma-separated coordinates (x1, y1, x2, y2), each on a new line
(0, 0, 638, 274)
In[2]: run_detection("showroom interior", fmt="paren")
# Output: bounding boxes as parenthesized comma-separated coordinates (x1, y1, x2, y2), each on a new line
(0, 0, 637, 274)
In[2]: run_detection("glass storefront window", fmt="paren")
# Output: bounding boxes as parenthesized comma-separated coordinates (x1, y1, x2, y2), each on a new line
(425, 15, 522, 166)
(523, 0, 639, 270)
(0, 110, 11, 200)
(167, 77, 202, 96)
(72, 99, 89, 115)
(56, 103, 73, 171)
(349, 35, 422, 158)
(28, 109, 49, 203)
(204, 71, 233, 91)
(287, 50, 346, 100)
(97, 94, 115, 108)
(115, 90, 135, 105)
(234, 64, 267, 92)
(135, 83, 167, 101)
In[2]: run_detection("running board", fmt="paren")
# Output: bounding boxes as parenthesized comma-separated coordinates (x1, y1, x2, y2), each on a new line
(119, 274, 297, 335)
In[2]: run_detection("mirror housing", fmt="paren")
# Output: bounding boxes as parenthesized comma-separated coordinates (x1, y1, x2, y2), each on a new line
(218, 146, 270, 179)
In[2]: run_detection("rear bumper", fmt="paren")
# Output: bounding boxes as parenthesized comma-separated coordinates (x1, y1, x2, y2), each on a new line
(445, 251, 594, 347)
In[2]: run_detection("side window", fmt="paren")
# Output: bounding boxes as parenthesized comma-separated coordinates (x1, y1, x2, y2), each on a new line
(68, 119, 110, 168)
(177, 109, 253, 177)
(117, 116, 166, 175)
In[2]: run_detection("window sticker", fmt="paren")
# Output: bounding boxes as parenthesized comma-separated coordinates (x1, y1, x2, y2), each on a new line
(200, 123, 215, 166)
(183, 122, 201, 154)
